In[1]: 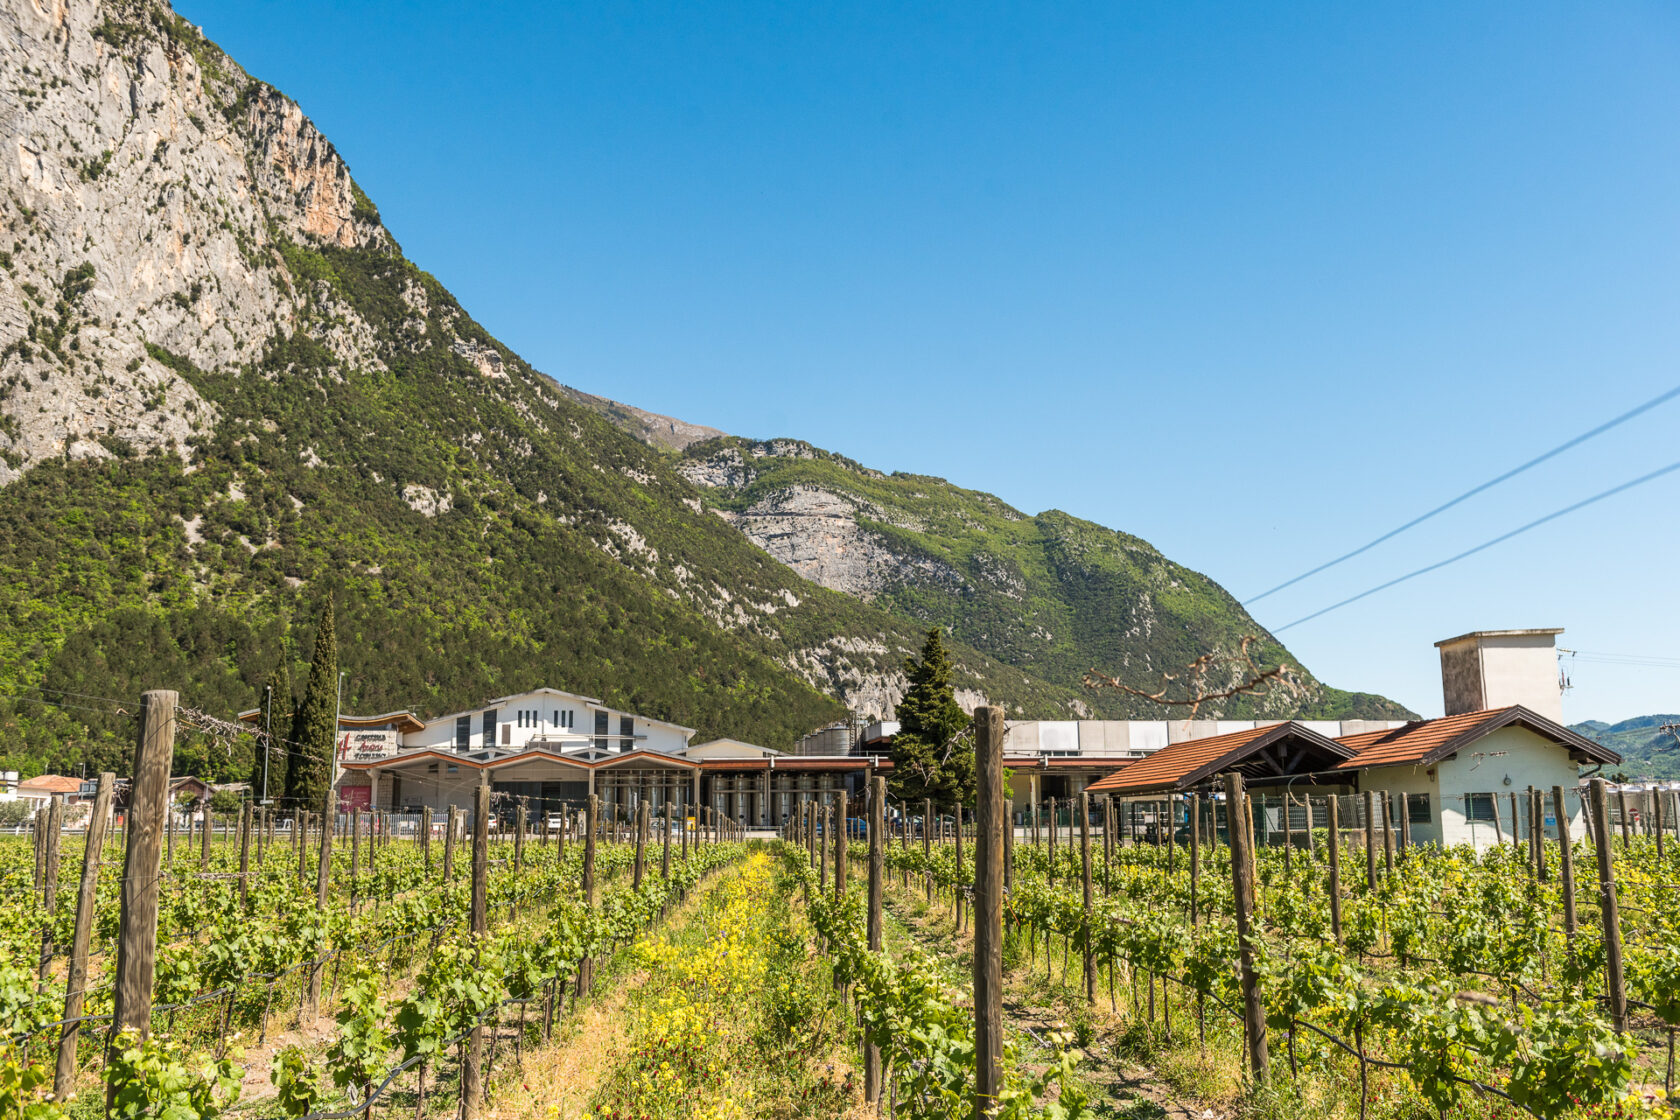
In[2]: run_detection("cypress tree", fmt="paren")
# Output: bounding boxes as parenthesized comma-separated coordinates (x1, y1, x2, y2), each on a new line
(251, 652, 294, 804)
(285, 602, 339, 810)
(886, 628, 973, 805)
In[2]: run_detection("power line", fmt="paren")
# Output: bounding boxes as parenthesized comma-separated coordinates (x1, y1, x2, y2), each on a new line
(1271, 456, 1680, 633)
(1246, 381, 1680, 604)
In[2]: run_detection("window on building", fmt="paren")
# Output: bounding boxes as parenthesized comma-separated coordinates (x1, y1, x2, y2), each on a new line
(1402, 793, 1430, 824)
(482, 709, 497, 746)
(620, 716, 634, 752)
(1466, 792, 1496, 822)
(594, 709, 609, 752)
(553, 709, 560, 726)
(455, 715, 470, 750)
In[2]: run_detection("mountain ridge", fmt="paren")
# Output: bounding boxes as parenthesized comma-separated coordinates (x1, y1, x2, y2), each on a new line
(0, 0, 1404, 783)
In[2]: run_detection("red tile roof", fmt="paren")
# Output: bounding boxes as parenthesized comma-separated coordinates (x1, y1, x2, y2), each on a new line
(1334, 706, 1619, 769)
(18, 775, 82, 794)
(1085, 722, 1351, 795)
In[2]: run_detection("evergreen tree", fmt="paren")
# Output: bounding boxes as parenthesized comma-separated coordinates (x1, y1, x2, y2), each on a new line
(887, 628, 973, 807)
(284, 602, 338, 811)
(251, 651, 294, 804)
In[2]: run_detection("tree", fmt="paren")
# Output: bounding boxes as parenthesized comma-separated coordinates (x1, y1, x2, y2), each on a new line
(887, 628, 973, 807)
(251, 651, 294, 804)
(284, 601, 338, 811)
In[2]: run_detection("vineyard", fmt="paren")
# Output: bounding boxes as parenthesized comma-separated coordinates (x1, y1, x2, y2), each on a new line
(5, 700, 1680, 1120)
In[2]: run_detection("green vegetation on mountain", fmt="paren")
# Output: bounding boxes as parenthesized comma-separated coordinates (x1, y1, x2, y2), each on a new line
(0, 0, 1406, 787)
(677, 437, 1410, 722)
(1571, 716, 1680, 780)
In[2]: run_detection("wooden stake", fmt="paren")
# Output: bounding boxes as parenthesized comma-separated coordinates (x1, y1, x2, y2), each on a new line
(1588, 778, 1627, 1031)
(462, 781, 490, 1119)
(238, 801, 252, 909)
(865, 775, 887, 1103)
(633, 800, 647, 889)
(835, 789, 849, 901)
(38, 795, 63, 980)
(56, 773, 112, 1099)
(1225, 773, 1268, 1082)
(1189, 792, 1201, 924)
(1327, 794, 1342, 942)
(973, 708, 1005, 1118)
(1553, 785, 1577, 944)
(110, 690, 176, 1074)
(1079, 790, 1095, 1004)
(1363, 790, 1378, 890)
(305, 776, 334, 1017)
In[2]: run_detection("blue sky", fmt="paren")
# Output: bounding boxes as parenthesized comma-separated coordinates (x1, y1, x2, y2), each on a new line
(180, 0, 1680, 723)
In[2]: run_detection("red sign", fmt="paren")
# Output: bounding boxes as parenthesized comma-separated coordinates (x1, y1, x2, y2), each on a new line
(338, 785, 372, 812)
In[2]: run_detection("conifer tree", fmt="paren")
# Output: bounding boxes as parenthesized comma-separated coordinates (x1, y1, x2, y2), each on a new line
(284, 602, 339, 810)
(251, 651, 294, 804)
(887, 628, 973, 806)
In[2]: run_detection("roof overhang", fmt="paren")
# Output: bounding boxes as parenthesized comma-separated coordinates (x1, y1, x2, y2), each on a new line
(1090, 723, 1355, 797)
(1335, 705, 1620, 771)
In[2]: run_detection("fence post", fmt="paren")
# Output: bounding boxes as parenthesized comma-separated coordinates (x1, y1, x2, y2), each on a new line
(633, 800, 647, 889)
(954, 800, 966, 931)
(1080, 790, 1095, 1004)
(1224, 773, 1268, 1083)
(1327, 794, 1343, 942)
(306, 776, 335, 1017)
(1553, 785, 1577, 944)
(1397, 793, 1411, 858)
(662, 805, 673, 879)
(238, 801, 253, 909)
(1188, 792, 1201, 922)
(1380, 793, 1395, 875)
(516, 800, 528, 873)
(109, 689, 176, 1092)
(1531, 787, 1548, 881)
(38, 795, 63, 980)
(923, 797, 933, 902)
(865, 775, 887, 1103)
(56, 772, 113, 1099)
(421, 807, 432, 872)
(1363, 791, 1378, 890)
(350, 809, 362, 909)
(580, 795, 598, 996)
(1588, 778, 1627, 1031)
(462, 781, 490, 1119)
(1617, 787, 1632, 849)
(835, 789, 849, 901)
(973, 707, 1005, 1118)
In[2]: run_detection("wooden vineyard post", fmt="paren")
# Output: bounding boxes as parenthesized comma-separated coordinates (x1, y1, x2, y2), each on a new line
(109, 690, 176, 1088)
(1189, 792, 1201, 923)
(1397, 793, 1411, 858)
(1080, 790, 1095, 1004)
(1617, 787, 1632, 849)
(516, 800, 528, 873)
(662, 806, 672, 879)
(1510, 792, 1522, 854)
(200, 803, 213, 868)
(1047, 796, 1058, 882)
(1553, 785, 1578, 943)
(1655, 790, 1667, 859)
(579, 795, 598, 996)
(1327, 794, 1343, 942)
(862, 775, 887, 1103)
(56, 772, 113, 1099)
(973, 708, 1005, 1118)
(1224, 773, 1268, 1082)
(444, 807, 457, 884)
(924, 797, 934, 902)
(165, 803, 175, 869)
(238, 801, 252, 908)
(1588, 778, 1628, 1031)
(305, 776, 335, 1017)
(1532, 788, 1548, 882)
(1491, 792, 1505, 846)
(462, 781, 491, 1120)
(1380, 793, 1395, 875)
(38, 795, 63, 979)
(350, 810, 362, 909)
(835, 789, 850, 901)
(954, 801, 965, 930)
(1363, 791, 1378, 890)
(1103, 794, 1115, 897)
(421, 807, 432, 871)
(818, 805, 830, 891)
(633, 800, 648, 889)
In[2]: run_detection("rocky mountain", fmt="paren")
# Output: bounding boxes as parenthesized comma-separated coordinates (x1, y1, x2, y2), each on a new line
(0, 0, 1402, 778)
(1570, 716, 1680, 780)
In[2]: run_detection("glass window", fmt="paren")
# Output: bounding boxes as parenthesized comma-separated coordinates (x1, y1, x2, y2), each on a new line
(1406, 793, 1430, 824)
(455, 715, 470, 750)
(1465, 792, 1496, 822)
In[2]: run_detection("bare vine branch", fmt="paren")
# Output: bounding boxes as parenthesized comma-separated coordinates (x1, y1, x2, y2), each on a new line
(1081, 635, 1294, 720)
